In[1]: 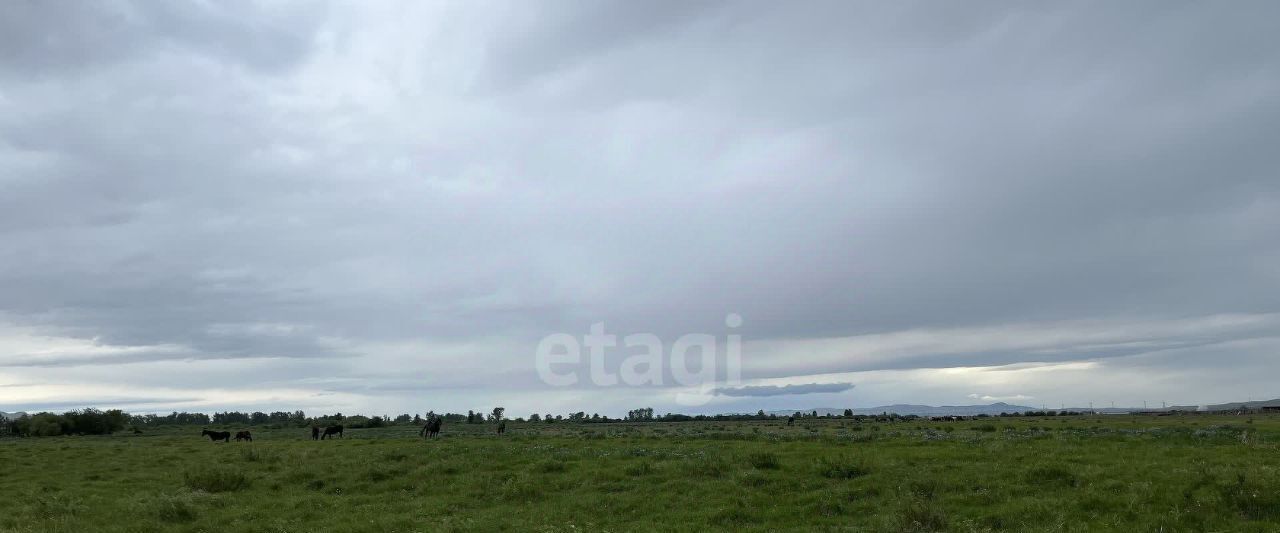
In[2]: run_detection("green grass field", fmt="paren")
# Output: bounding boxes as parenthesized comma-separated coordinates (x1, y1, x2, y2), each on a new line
(2, 415, 1279, 532)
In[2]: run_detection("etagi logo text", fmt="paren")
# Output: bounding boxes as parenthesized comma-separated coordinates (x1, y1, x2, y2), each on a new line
(534, 314, 744, 392)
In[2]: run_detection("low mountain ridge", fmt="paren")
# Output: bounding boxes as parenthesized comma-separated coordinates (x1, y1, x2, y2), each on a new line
(769, 402, 1039, 417)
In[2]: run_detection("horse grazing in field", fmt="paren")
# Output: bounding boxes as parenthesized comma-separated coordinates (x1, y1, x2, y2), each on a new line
(311, 426, 320, 440)
(420, 416, 442, 438)
(202, 429, 231, 442)
(787, 416, 795, 427)
(496, 421, 506, 435)
(320, 425, 343, 440)
(234, 431, 252, 442)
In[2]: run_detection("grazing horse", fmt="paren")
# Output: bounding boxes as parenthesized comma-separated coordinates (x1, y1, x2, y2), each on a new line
(420, 416, 442, 438)
(496, 421, 506, 435)
(787, 416, 795, 427)
(311, 426, 320, 440)
(201, 429, 230, 442)
(320, 425, 343, 440)
(234, 431, 252, 442)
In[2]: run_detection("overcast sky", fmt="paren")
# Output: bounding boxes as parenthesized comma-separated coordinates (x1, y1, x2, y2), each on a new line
(2, 1, 1278, 417)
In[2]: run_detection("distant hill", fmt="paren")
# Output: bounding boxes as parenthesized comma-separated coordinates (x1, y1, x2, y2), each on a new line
(770, 402, 1039, 417)
(0, 411, 28, 420)
(1202, 399, 1280, 412)
(768, 399, 1280, 417)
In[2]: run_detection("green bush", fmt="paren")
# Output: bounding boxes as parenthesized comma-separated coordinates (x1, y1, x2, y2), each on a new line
(11, 409, 128, 436)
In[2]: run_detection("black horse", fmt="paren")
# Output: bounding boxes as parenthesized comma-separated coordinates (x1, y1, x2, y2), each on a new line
(420, 416, 442, 438)
(311, 426, 320, 440)
(496, 421, 506, 435)
(234, 431, 252, 442)
(321, 425, 343, 439)
(787, 416, 795, 427)
(201, 429, 230, 442)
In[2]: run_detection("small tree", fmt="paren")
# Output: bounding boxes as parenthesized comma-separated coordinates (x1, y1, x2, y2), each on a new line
(529, 413, 541, 422)
(490, 407, 505, 422)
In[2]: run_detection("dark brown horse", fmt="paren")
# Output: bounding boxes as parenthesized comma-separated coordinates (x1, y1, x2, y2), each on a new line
(311, 426, 320, 440)
(201, 429, 230, 442)
(234, 430, 252, 442)
(419, 416, 442, 438)
(496, 421, 506, 435)
(320, 425, 343, 439)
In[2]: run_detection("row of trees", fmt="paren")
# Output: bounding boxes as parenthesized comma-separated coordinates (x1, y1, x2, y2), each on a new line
(3, 409, 129, 437)
(127, 411, 417, 429)
(4, 405, 1095, 438)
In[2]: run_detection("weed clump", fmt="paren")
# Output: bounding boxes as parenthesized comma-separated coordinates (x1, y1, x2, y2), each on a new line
(816, 456, 870, 479)
(149, 493, 198, 523)
(747, 452, 781, 469)
(183, 465, 249, 493)
(1222, 473, 1280, 520)
(1025, 465, 1079, 487)
(691, 457, 730, 478)
(624, 461, 654, 476)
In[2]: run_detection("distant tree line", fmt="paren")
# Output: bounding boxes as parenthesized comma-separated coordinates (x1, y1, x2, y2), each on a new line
(0, 404, 1093, 438)
(3, 409, 129, 437)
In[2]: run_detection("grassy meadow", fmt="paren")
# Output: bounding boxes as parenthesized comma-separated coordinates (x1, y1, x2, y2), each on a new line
(2, 414, 1279, 532)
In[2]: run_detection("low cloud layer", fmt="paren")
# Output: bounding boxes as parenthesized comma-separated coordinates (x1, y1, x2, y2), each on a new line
(1, 1, 1278, 416)
(713, 383, 856, 398)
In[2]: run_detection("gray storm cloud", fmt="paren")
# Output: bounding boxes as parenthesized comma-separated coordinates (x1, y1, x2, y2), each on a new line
(0, 1, 1277, 415)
